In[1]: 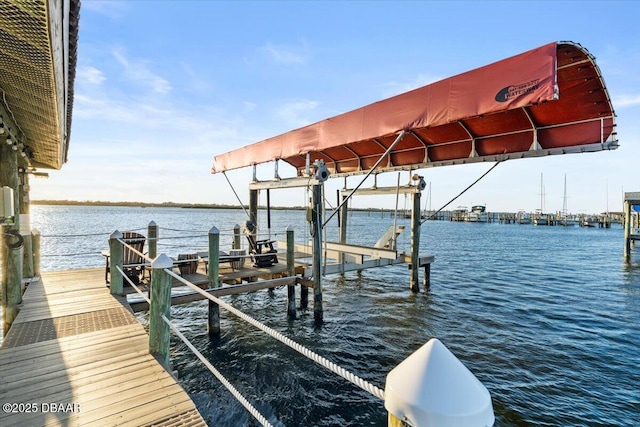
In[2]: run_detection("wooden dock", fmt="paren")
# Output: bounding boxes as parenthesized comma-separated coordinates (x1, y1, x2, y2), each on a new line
(0, 268, 207, 427)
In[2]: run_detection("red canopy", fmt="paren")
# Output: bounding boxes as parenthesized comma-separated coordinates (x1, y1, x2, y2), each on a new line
(212, 41, 617, 176)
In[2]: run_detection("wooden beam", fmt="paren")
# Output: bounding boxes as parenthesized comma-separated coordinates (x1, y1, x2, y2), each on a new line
(130, 276, 298, 312)
(341, 185, 420, 196)
(250, 176, 321, 190)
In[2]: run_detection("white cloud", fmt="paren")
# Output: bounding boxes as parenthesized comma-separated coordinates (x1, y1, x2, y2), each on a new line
(112, 48, 172, 95)
(263, 42, 308, 65)
(243, 101, 257, 113)
(380, 73, 443, 98)
(77, 66, 106, 85)
(80, 1, 130, 19)
(274, 99, 320, 127)
(614, 93, 640, 108)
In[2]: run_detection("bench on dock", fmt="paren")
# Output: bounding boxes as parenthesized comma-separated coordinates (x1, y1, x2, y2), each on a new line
(102, 231, 148, 285)
(242, 221, 278, 268)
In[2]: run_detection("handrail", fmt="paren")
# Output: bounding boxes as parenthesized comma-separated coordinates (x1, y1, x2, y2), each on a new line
(162, 314, 275, 427)
(166, 267, 386, 401)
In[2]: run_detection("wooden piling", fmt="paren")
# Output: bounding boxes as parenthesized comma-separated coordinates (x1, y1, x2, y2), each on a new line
(149, 253, 173, 369)
(410, 190, 421, 292)
(32, 228, 41, 277)
(286, 226, 296, 319)
(208, 227, 220, 336)
(249, 189, 258, 226)
(624, 199, 631, 260)
(109, 230, 123, 295)
(1, 139, 22, 335)
(339, 194, 348, 268)
(19, 170, 33, 278)
(233, 224, 241, 249)
(2, 226, 23, 336)
(312, 184, 323, 324)
(148, 220, 158, 259)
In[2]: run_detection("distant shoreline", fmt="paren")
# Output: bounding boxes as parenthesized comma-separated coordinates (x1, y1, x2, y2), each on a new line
(31, 200, 621, 216)
(31, 200, 304, 210)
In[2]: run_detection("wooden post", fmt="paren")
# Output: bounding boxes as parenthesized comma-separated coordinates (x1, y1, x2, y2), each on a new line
(286, 226, 296, 319)
(109, 230, 124, 295)
(149, 253, 173, 369)
(233, 224, 241, 249)
(32, 228, 41, 277)
(208, 227, 220, 336)
(423, 264, 431, 291)
(249, 189, 258, 227)
(312, 183, 323, 324)
(410, 190, 421, 292)
(1, 138, 22, 334)
(19, 169, 33, 278)
(339, 194, 348, 268)
(2, 227, 23, 336)
(624, 200, 631, 260)
(148, 220, 158, 260)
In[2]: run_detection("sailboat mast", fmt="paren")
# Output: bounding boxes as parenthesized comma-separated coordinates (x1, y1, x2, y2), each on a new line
(563, 174, 568, 217)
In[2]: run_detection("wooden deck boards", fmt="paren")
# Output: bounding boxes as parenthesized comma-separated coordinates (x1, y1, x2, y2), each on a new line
(0, 269, 207, 427)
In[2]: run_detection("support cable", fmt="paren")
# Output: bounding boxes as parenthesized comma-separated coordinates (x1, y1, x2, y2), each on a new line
(223, 171, 251, 219)
(167, 269, 386, 401)
(323, 130, 407, 228)
(420, 160, 504, 225)
(115, 265, 150, 304)
(162, 314, 275, 427)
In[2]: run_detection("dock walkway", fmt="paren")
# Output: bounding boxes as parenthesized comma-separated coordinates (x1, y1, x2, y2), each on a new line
(0, 268, 206, 427)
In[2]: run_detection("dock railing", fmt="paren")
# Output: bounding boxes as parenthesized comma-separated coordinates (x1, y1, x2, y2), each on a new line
(109, 224, 387, 426)
(108, 222, 493, 427)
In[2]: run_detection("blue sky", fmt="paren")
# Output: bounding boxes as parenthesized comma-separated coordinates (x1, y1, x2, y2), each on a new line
(31, 1, 640, 214)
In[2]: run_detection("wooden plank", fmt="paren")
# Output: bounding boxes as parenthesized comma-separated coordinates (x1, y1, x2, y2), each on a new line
(323, 241, 398, 260)
(130, 276, 297, 312)
(0, 268, 206, 427)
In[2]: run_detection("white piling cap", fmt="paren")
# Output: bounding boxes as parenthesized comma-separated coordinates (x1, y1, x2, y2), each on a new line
(384, 338, 494, 427)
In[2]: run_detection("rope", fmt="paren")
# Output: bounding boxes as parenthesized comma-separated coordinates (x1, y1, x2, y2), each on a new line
(161, 315, 275, 427)
(420, 160, 504, 225)
(167, 269, 386, 401)
(41, 252, 99, 257)
(44, 227, 146, 238)
(43, 232, 110, 238)
(223, 171, 251, 219)
(116, 238, 152, 263)
(3, 230, 23, 249)
(115, 265, 150, 304)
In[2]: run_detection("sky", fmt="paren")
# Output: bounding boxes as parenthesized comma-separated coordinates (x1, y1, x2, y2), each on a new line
(30, 0, 640, 214)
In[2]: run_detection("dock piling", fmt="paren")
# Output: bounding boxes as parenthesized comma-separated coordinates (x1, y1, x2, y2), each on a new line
(2, 226, 23, 336)
(32, 228, 41, 277)
(208, 227, 221, 336)
(410, 190, 421, 292)
(233, 224, 241, 249)
(312, 183, 323, 324)
(286, 226, 296, 319)
(148, 220, 158, 259)
(149, 253, 173, 369)
(108, 230, 123, 295)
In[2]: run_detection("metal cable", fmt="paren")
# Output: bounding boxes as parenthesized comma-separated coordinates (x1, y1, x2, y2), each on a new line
(223, 171, 251, 219)
(115, 265, 150, 304)
(420, 160, 504, 225)
(161, 314, 275, 427)
(167, 269, 386, 401)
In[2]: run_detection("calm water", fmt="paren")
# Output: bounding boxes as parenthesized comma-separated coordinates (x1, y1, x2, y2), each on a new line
(21, 206, 640, 425)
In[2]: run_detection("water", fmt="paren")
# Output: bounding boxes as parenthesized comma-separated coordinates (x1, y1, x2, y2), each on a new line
(21, 205, 640, 425)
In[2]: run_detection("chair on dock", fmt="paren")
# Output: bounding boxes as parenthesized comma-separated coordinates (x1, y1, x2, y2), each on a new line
(242, 220, 278, 268)
(104, 231, 147, 286)
(177, 253, 199, 275)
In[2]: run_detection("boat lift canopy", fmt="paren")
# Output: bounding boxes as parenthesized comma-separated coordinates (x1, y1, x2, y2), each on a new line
(211, 41, 617, 178)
